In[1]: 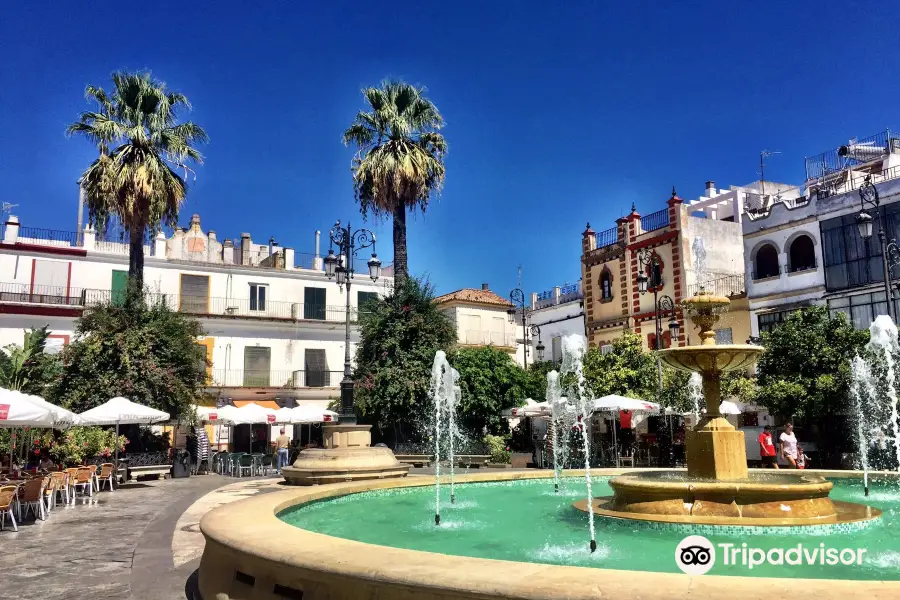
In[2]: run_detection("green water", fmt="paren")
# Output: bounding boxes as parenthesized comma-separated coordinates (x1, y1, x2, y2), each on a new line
(278, 477, 900, 579)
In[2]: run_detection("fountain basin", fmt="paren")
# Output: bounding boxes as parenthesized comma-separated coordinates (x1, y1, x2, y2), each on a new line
(656, 344, 762, 375)
(198, 470, 898, 600)
(573, 471, 880, 526)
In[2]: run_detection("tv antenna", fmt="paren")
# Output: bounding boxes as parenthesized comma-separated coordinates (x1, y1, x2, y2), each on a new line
(759, 150, 781, 197)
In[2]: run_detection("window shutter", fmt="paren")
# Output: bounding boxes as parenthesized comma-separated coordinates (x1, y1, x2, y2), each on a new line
(305, 349, 330, 386)
(304, 287, 326, 320)
(180, 275, 209, 313)
(243, 347, 271, 386)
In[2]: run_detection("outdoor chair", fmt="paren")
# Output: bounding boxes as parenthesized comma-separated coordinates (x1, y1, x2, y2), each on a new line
(250, 453, 264, 475)
(44, 472, 67, 509)
(87, 464, 99, 491)
(18, 476, 49, 521)
(72, 467, 93, 499)
(260, 455, 273, 476)
(0, 485, 17, 532)
(215, 452, 229, 475)
(64, 467, 79, 500)
(228, 453, 245, 477)
(98, 463, 115, 491)
(237, 454, 254, 477)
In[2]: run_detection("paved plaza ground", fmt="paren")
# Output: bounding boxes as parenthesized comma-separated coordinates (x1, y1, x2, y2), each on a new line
(0, 467, 499, 600)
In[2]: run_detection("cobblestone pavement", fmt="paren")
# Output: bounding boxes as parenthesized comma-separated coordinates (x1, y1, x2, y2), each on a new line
(0, 475, 281, 600)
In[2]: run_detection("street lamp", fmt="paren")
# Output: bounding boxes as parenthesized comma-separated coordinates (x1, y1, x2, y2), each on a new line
(509, 288, 543, 370)
(324, 220, 380, 425)
(856, 176, 900, 321)
(530, 325, 545, 362)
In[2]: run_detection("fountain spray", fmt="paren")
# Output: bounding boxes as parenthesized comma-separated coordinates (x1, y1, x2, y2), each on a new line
(431, 351, 449, 525)
(546, 371, 563, 493)
(561, 334, 596, 553)
(450, 368, 461, 505)
(688, 372, 703, 422)
(850, 355, 872, 496)
(866, 316, 900, 475)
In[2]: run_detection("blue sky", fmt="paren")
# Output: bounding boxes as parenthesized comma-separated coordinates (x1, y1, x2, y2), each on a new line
(2, 1, 898, 297)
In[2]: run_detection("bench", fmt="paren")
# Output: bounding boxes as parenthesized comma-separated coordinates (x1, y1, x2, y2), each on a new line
(127, 464, 171, 481)
(395, 454, 430, 468)
(394, 454, 491, 468)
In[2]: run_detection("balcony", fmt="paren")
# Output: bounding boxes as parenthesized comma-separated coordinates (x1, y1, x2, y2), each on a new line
(461, 330, 517, 348)
(639, 209, 669, 233)
(687, 273, 745, 299)
(0, 284, 358, 323)
(207, 369, 344, 388)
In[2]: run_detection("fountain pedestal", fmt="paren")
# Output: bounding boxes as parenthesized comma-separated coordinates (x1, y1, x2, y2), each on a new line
(282, 424, 409, 486)
(685, 420, 748, 481)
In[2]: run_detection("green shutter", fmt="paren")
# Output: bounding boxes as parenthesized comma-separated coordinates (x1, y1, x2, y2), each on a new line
(357, 291, 378, 315)
(304, 287, 326, 320)
(111, 270, 128, 306)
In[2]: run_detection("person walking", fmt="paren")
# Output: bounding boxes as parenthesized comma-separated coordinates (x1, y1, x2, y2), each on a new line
(274, 428, 291, 474)
(758, 425, 779, 469)
(779, 423, 799, 468)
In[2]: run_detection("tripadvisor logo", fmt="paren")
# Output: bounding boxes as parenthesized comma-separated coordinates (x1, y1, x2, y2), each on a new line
(675, 536, 867, 574)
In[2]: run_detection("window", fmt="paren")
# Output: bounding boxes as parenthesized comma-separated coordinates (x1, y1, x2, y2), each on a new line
(243, 346, 271, 386)
(303, 287, 326, 320)
(600, 344, 614, 355)
(305, 349, 331, 387)
(714, 328, 733, 344)
(820, 205, 900, 292)
(788, 235, 816, 272)
(357, 291, 378, 315)
(599, 268, 613, 301)
(44, 334, 69, 355)
(32, 259, 71, 302)
(644, 253, 664, 291)
(757, 307, 806, 335)
(828, 292, 899, 330)
(753, 244, 780, 279)
(249, 284, 267, 312)
(180, 275, 209, 314)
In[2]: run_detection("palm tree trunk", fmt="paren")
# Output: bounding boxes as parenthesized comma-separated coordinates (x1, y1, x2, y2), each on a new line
(128, 226, 145, 291)
(392, 203, 408, 287)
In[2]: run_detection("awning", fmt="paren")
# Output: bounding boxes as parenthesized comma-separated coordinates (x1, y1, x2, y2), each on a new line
(233, 400, 280, 411)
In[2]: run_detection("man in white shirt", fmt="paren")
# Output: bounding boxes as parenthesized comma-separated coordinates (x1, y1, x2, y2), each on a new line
(779, 423, 798, 468)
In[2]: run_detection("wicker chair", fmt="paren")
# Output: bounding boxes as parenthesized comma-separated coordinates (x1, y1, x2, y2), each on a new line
(50, 471, 69, 507)
(64, 467, 79, 501)
(19, 476, 49, 521)
(72, 467, 93, 499)
(87, 464, 99, 492)
(98, 463, 115, 491)
(0, 485, 17, 531)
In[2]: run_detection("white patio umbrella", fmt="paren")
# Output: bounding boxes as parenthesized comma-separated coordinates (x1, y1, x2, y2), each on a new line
(289, 405, 337, 446)
(0, 390, 56, 470)
(273, 407, 295, 424)
(25, 395, 81, 428)
(229, 403, 277, 452)
(78, 397, 170, 465)
(590, 395, 661, 467)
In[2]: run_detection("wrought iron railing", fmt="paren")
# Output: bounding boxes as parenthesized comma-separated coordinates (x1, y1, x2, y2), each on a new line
(207, 369, 344, 388)
(805, 129, 899, 180)
(462, 330, 517, 347)
(640, 209, 669, 233)
(596, 226, 618, 248)
(16, 227, 79, 247)
(687, 273, 745, 298)
(0, 282, 87, 306)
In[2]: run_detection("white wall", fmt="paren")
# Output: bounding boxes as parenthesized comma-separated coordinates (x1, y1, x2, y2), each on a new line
(530, 301, 585, 363)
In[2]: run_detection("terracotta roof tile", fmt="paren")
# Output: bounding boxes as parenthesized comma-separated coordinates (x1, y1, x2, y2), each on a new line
(434, 288, 514, 307)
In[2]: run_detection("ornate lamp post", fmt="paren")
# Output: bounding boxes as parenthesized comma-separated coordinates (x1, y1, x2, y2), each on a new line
(323, 220, 381, 425)
(508, 288, 546, 369)
(856, 176, 900, 321)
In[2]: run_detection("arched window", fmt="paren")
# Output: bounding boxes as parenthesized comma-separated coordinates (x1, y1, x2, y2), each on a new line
(599, 267, 613, 302)
(754, 244, 780, 279)
(788, 235, 816, 272)
(646, 253, 665, 292)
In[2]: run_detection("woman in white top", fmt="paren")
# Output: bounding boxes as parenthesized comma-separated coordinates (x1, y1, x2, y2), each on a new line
(779, 423, 798, 468)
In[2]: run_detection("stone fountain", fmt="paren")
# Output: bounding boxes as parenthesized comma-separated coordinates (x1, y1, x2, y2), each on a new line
(576, 289, 880, 526)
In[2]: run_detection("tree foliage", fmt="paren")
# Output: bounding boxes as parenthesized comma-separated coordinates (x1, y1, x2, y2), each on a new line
(343, 80, 447, 286)
(582, 332, 658, 400)
(53, 291, 207, 419)
(68, 71, 207, 288)
(353, 278, 456, 445)
(755, 306, 868, 420)
(451, 346, 531, 436)
(0, 326, 61, 396)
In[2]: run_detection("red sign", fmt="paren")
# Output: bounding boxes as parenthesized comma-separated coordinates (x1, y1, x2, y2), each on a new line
(267, 414, 276, 423)
(323, 415, 333, 422)
(209, 412, 218, 421)
(0, 404, 9, 420)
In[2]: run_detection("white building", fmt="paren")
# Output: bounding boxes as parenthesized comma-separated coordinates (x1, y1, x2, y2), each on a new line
(435, 284, 525, 365)
(0, 212, 392, 448)
(527, 281, 585, 364)
(743, 129, 900, 335)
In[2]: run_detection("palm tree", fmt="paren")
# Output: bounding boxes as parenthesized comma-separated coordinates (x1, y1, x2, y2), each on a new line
(67, 71, 207, 291)
(343, 80, 447, 286)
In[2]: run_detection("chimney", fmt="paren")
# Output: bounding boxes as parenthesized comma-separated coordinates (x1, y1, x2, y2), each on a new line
(705, 181, 716, 197)
(222, 239, 234, 264)
(240, 233, 251, 266)
(482, 283, 489, 290)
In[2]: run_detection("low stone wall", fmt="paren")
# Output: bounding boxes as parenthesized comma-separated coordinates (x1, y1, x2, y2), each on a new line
(198, 468, 899, 600)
